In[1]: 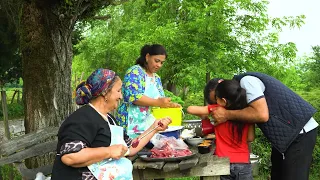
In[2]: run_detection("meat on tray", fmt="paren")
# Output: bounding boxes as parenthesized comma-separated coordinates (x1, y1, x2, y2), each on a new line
(150, 144, 193, 158)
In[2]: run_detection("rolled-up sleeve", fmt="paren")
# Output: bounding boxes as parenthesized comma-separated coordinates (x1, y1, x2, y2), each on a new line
(240, 76, 266, 104)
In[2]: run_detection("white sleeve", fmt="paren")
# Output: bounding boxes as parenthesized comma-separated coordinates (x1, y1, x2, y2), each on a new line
(239, 76, 266, 104)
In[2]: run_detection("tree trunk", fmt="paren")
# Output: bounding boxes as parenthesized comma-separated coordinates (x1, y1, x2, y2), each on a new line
(204, 72, 210, 105)
(166, 81, 177, 95)
(20, 1, 75, 168)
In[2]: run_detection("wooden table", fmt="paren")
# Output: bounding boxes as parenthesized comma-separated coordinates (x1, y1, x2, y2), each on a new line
(131, 150, 230, 180)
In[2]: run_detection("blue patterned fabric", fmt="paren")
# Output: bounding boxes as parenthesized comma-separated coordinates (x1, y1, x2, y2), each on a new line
(116, 65, 165, 131)
(75, 68, 116, 105)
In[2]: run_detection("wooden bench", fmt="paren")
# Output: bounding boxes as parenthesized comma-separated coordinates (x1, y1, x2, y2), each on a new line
(0, 127, 58, 179)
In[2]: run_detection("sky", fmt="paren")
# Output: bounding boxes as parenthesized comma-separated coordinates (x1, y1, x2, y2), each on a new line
(267, 0, 320, 56)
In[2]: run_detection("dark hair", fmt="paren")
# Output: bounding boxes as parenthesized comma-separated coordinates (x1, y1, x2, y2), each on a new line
(204, 78, 223, 104)
(215, 80, 248, 144)
(135, 44, 167, 68)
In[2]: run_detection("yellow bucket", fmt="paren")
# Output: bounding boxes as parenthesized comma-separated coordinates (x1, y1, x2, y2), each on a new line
(151, 108, 183, 126)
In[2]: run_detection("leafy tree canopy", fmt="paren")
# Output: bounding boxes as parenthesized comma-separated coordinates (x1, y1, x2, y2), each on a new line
(0, 7, 21, 88)
(72, 0, 305, 94)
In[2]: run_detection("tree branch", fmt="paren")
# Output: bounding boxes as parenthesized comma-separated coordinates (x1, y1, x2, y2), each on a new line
(92, 15, 111, 20)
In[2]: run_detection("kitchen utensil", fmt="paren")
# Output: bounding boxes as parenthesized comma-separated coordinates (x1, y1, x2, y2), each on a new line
(152, 107, 184, 126)
(131, 121, 164, 148)
(159, 126, 184, 138)
(185, 137, 205, 146)
(198, 144, 212, 154)
(182, 119, 202, 136)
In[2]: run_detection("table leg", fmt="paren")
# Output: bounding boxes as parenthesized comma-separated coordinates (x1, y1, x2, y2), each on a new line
(133, 169, 145, 180)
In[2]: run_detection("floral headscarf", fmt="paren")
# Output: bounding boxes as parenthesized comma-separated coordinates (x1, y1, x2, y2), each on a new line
(75, 68, 116, 105)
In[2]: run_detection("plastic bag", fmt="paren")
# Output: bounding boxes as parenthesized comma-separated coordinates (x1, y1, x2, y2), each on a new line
(150, 133, 188, 150)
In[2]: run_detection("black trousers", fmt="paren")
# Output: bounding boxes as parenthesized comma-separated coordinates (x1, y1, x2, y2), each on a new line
(271, 128, 317, 180)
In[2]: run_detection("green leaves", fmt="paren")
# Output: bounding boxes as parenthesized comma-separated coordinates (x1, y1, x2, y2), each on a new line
(72, 0, 307, 94)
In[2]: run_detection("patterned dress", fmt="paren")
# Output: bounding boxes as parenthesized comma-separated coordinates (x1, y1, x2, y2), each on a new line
(116, 65, 165, 136)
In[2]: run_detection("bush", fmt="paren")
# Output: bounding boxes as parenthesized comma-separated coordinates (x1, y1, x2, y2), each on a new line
(182, 92, 204, 120)
(0, 165, 22, 180)
(251, 128, 271, 179)
(298, 88, 320, 179)
(0, 103, 24, 120)
(164, 90, 185, 106)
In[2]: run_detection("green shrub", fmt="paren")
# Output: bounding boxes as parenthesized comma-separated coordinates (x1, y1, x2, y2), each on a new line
(164, 90, 185, 106)
(0, 165, 22, 180)
(298, 88, 320, 178)
(251, 128, 271, 179)
(182, 92, 204, 120)
(0, 103, 24, 120)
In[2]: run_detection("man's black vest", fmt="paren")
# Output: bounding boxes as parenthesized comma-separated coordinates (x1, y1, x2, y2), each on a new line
(233, 72, 316, 153)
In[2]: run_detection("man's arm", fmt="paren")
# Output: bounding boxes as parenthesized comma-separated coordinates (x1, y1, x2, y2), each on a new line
(212, 97, 269, 124)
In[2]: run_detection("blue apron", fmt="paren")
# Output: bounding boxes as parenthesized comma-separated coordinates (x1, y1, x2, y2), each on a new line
(88, 104, 133, 180)
(127, 75, 160, 138)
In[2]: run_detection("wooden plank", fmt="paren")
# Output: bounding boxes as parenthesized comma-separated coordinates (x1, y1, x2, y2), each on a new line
(136, 156, 230, 179)
(201, 177, 220, 180)
(15, 163, 53, 180)
(133, 169, 142, 180)
(133, 159, 165, 170)
(162, 162, 179, 172)
(0, 127, 58, 156)
(179, 156, 199, 170)
(0, 140, 57, 166)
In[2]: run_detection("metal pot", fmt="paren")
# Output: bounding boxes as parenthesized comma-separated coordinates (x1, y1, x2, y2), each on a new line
(182, 120, 202, 136)
(250, 153, 260, 176)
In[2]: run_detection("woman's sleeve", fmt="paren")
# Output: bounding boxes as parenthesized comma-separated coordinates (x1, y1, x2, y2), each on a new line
(155, 74, 165, 97)
(58, 119, 98, 156)
(123, 66, 146, 103)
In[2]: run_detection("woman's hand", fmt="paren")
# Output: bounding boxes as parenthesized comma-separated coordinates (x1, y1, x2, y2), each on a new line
(154, 117, 172, 131)
(108, 144, 128, 159)
(157, 97, 171, 107)
(168, 102, 182, 108)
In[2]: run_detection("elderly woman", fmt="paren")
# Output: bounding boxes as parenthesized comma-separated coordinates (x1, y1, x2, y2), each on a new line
(51, 68, 171, 180)
(116, 44, 179, 138)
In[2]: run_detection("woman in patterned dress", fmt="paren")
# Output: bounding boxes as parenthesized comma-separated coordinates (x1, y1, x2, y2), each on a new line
(116, 44, 179, 138)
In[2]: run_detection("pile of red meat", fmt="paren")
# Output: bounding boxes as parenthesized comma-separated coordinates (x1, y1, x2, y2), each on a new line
(150, 139, 193, 158)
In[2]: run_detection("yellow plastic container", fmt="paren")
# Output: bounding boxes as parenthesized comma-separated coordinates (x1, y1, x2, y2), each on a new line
(151, 108, 183, 126)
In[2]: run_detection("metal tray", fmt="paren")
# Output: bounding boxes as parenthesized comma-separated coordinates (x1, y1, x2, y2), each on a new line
(139, 152, 196, 162)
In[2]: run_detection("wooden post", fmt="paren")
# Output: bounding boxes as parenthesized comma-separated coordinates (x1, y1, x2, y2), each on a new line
(204, 72, 210, 105)
(17, 90, 21, 103)
(1, 90, 13, 180)
(1, 91, 10, 140)
(10, 90, 17, 104)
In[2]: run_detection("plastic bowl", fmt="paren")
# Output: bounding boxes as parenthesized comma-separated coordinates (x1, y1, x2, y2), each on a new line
(159, 126, 184, 139)
(185, 137, 205, 146)
(198, 145, 211, 154)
